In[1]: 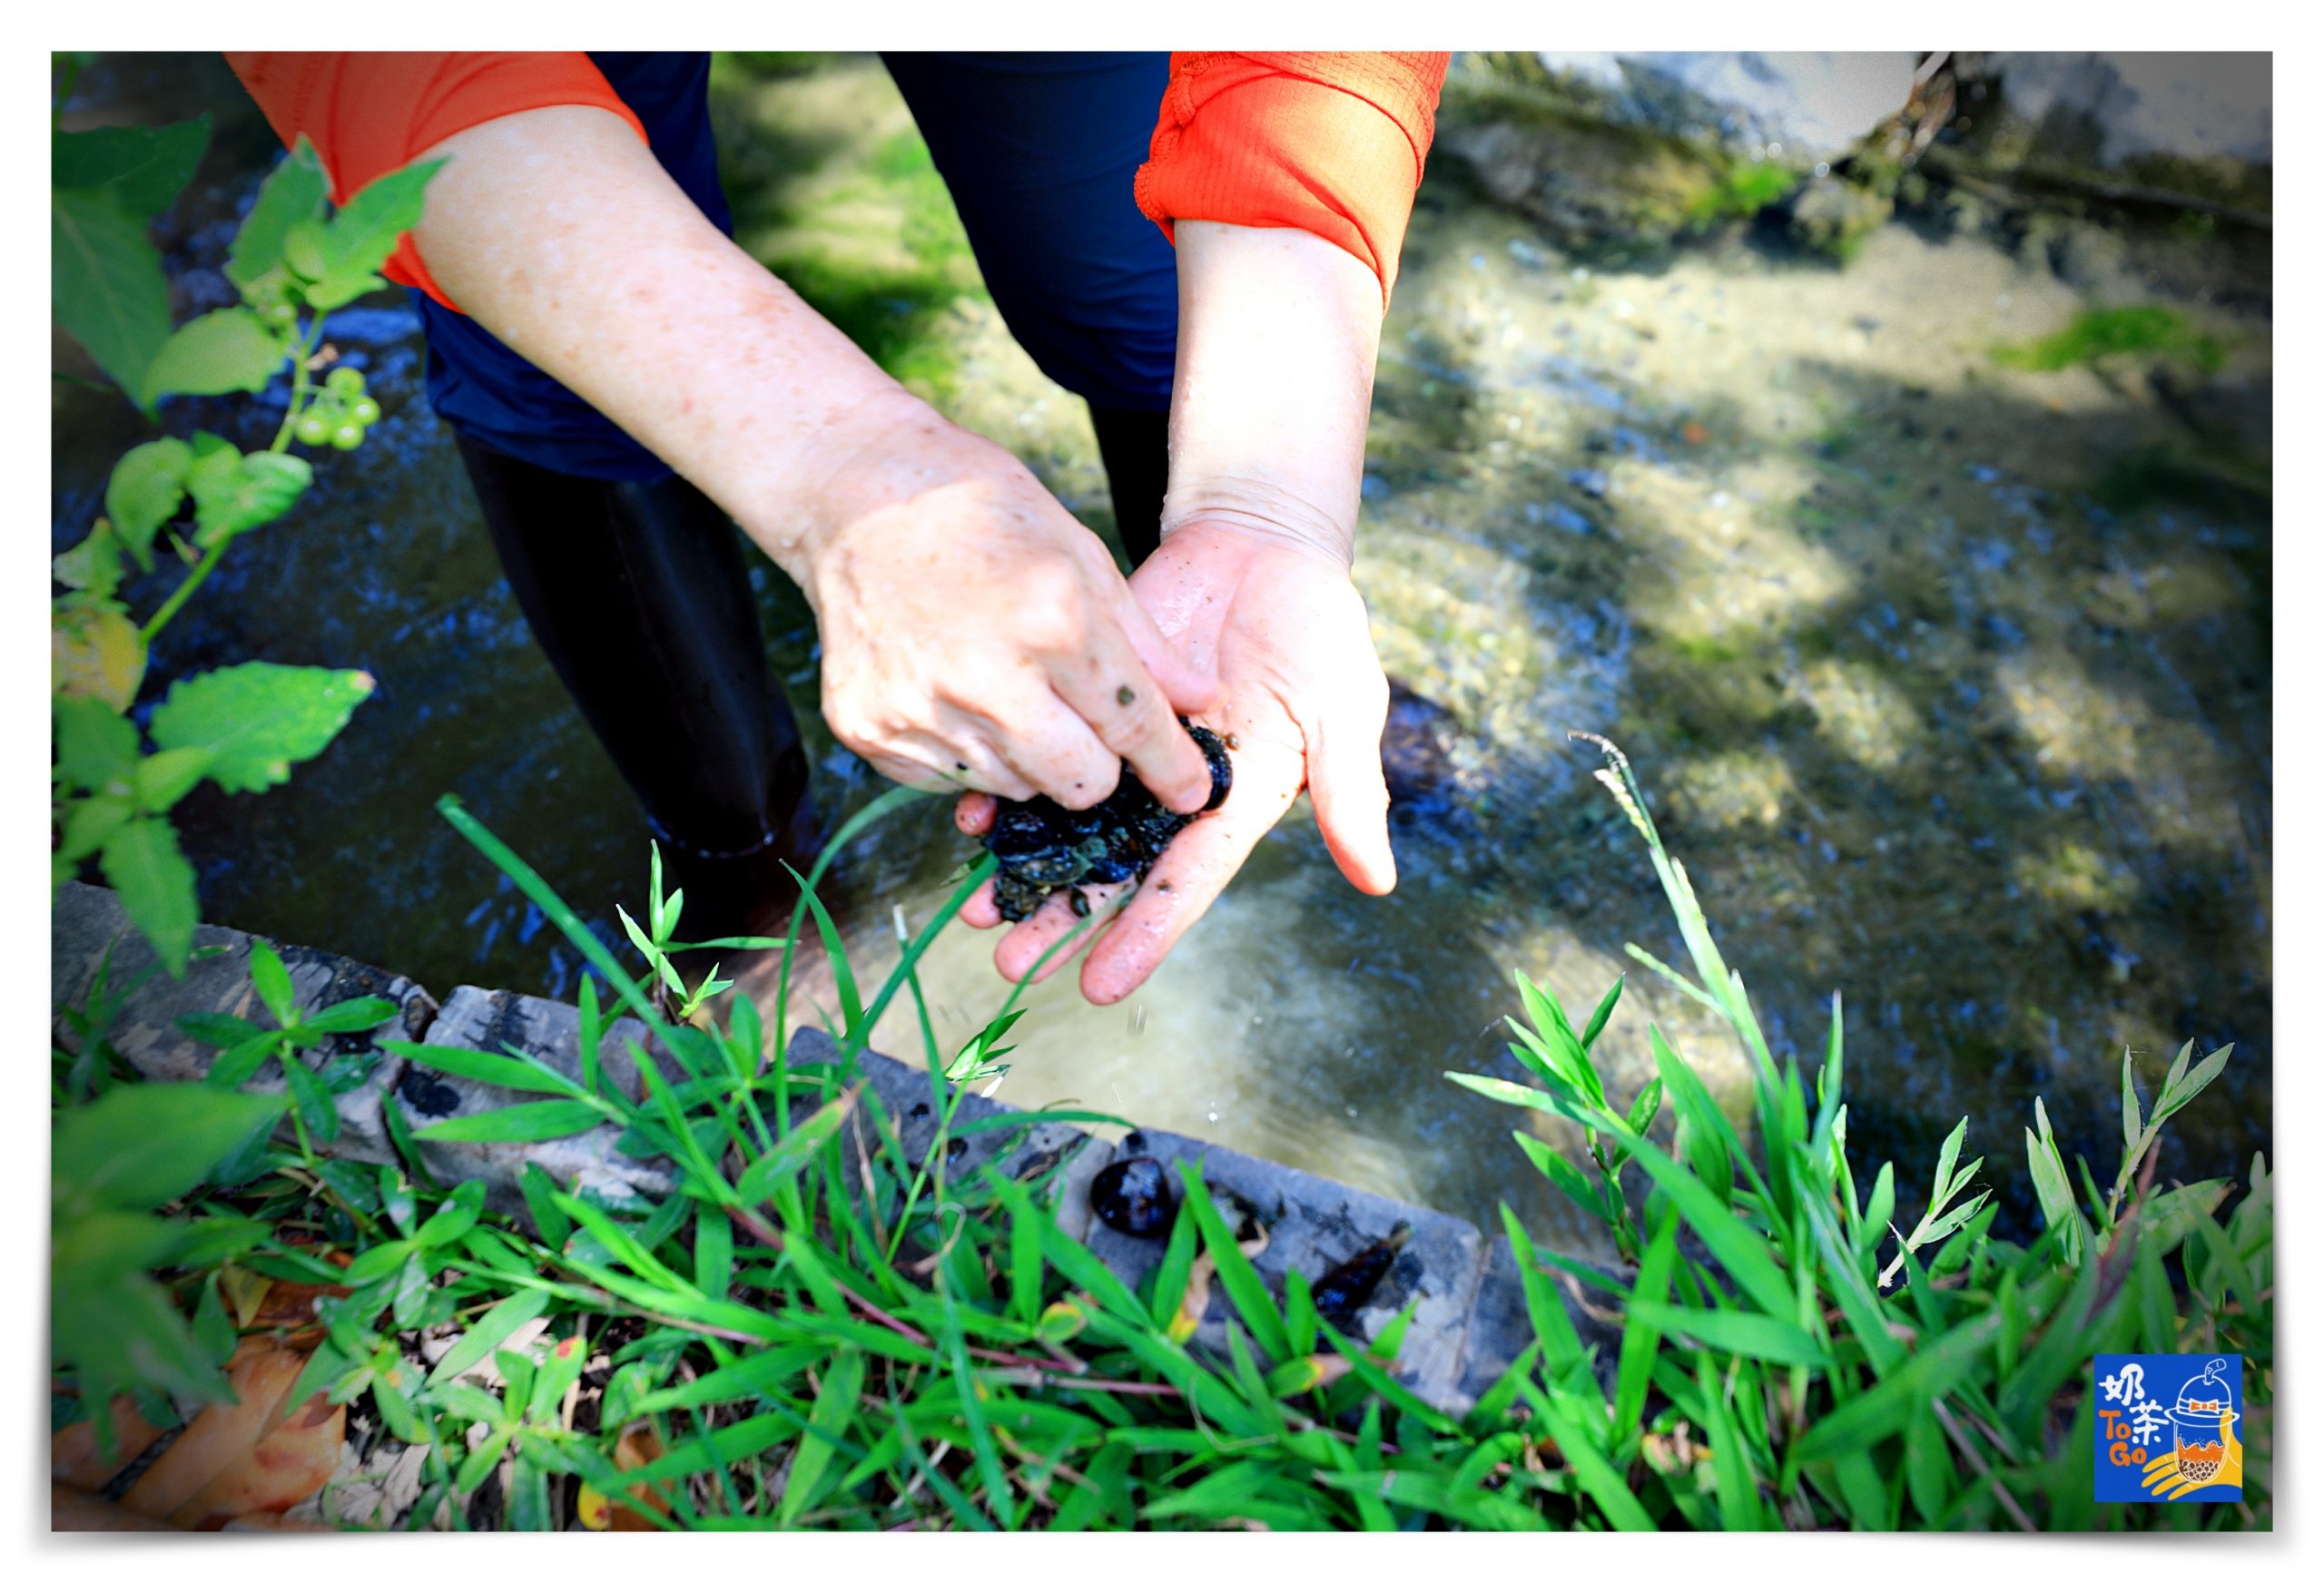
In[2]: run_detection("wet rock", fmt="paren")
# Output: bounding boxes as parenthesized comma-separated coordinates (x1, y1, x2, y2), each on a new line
(1785, 173, 1896, 261)
(1080, 1126, 1487, 1410)
(51, 882, 432, 1165)
(1529, 51, 1920, 159)
(396, 986, 669, 1218)
(1089, 1156, 1176, 1238)
(1446, 1235, 1623, 1415)
(783, 1027, 1111, 1236)
(1381, 677, 1474, 823)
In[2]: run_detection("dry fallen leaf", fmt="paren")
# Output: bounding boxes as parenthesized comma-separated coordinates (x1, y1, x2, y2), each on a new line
(51, 1394, 170, 1492)
(172, 1390, 347, 1529)
(602, 1421, 675, 1531)
(121, 1335, 344, 1528)
(52, 1482, 176, 1532)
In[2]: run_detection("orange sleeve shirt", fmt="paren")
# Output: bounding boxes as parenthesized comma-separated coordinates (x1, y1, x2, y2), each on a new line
(1136, 52, 1449, 303)
(226, 51, 1447, 310)
(224, 52, 648, 310)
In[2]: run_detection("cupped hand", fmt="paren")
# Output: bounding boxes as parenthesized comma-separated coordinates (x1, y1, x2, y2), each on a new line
(956, 518, 1396, 1002)
(799, 404, 1221, 812)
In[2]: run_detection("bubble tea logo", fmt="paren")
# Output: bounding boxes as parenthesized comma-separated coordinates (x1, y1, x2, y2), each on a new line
(2093, 1353, 2243, 1502)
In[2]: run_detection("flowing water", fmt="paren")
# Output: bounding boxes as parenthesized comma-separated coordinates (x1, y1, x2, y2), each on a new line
(54, 54, 2271, 1255)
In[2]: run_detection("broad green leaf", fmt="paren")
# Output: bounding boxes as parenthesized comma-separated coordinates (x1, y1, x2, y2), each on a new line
(52, 523, 123, 597)
(52, 187, 172, 399)
(53, 694, 139, 792)
(52, 116, 210, 218)
(57, 794, 134, 869)
(227, 139, 329, 290)
(53, 1083, 283, 1216)
(184, 446, 311, 544)
(54, 1266, 234, 1407)
(141, 308, 289, 405)
(52, 605, 146, 713)
(302, 157, 445, 310)
(100, 815, 197, 976)
(52, 1209, 189, 1284)
(132, 746, 212, 812)
(150, 661, 372, 794)
(414, 1100, 604, 1144)
(103, 438, 193, 566)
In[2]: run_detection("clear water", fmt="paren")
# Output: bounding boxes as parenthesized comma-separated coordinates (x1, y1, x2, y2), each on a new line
(54, 54, 2271, 1255)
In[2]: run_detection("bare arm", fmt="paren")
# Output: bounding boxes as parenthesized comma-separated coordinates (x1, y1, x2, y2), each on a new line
(960, 221, 1398, 1001)
(409, 105, 1220, 811)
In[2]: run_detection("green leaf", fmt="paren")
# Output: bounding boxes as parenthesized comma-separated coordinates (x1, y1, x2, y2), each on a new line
(1625, 1301, 1831, 1366)
(103, 438, 194, 568)
(415, 1100, 605, 1145)
(416, 1181, 487, 1248)
(1595, 1111, 1797, 1318)
(54, 1267, 234, 1408)
(1177, 1164, 1291, 1363)
(1613, 1207, 1679, 1451)
(52, 187, 172, 403)
(133, 746, 213, 813)
(1579, 973, 1624, 1048)
(99, 815, 198, 976)
(53, 1083, 283, 1216)
(150, 662, 372, 794)
(246, 938, 296, 1026)
(54, 694, 139, 792)
(53, 116, 210, 219)
(300, 996, 400, 1035)
(281, 1054, 339, 1144)
(53, 523, 124, 598)
(383, 1040, 586, 1098)
(2149, 1045, 2234, 1131)
(780, 1343, 864, 1524)
(227, 139, 329, 290)
(141, 308, 289, 406)
(184, 446, 311, 544)
(734, 1088, 857, 1205)
(302, 157, 445, 310)
(52, 604, 147, 714)
(2121, 1050, 2142, 1158)
(1511, 1131, 1606, 1223)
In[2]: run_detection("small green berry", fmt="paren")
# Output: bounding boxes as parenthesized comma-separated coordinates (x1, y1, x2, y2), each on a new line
(350, 397, 381, 426)
(330, 423, 365, 451)
(325, 367, 366, 396)
(262, 301, 298, 328)
(295, 414, 332, 447)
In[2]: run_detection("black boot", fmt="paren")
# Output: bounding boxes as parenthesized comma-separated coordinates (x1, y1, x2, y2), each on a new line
(453, 434, 815, 952)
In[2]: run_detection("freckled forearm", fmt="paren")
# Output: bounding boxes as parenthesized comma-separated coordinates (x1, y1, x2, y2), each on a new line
(408, 105, 925, 579)
(1163, 221, 1386, 568)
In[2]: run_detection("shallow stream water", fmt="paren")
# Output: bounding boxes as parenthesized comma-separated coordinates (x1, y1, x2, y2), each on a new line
(54, 54, 2271, 1254)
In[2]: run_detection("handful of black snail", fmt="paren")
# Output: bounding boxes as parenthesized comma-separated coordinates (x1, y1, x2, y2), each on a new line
(982, 720, 1233, 922)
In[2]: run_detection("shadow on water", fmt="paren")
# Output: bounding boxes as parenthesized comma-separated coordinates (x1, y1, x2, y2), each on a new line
(52, 54, 2270, 1251)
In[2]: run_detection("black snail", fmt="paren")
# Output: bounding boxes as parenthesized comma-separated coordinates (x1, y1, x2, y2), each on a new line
(982, 719, 1233, 922)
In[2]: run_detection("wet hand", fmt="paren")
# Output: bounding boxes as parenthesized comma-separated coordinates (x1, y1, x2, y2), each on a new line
(956, 519, 1395, 1001)
(798, 403, 1221, 812)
